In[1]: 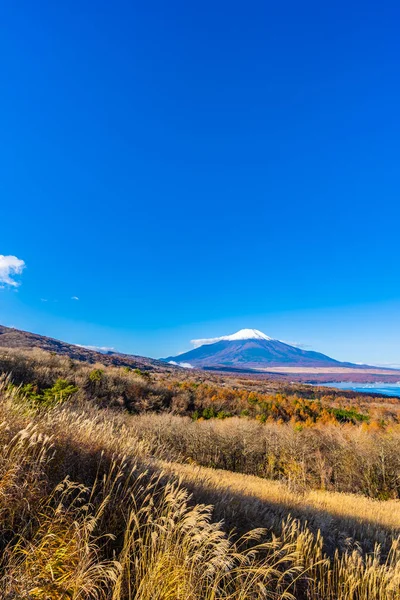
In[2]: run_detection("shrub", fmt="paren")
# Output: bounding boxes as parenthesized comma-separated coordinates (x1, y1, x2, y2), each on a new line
(89, 369, 104, 382)
(330, 407, 369, 423)
(19, 378, 78, 408)
(42, 379, 78, 407)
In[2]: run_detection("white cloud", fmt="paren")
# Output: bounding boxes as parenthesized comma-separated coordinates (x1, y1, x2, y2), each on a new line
(168, 361, 194, 369)
(280, 340, 311, 349)
(71, 296, 79, 301)
(0, 255, 25, 287)
(76, 344, 117, 353)
(191, 337, 222, 348)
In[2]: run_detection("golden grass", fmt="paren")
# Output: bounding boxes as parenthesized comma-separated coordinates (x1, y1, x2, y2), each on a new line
(0, 379, 399, 598)
(162, 461, 400, 530)
(307, 489, 400, 530)
(159, 460, 400, 556)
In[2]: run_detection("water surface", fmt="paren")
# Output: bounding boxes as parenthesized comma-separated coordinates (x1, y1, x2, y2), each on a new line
(317, 382, 400, 397)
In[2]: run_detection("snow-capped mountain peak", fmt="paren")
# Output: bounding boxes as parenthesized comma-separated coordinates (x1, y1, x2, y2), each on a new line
(226, 329, 273, 341)
(191, 329, 273, 348)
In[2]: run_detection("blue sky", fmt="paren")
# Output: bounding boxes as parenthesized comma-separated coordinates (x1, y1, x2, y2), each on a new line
(1, 0, 400, 364)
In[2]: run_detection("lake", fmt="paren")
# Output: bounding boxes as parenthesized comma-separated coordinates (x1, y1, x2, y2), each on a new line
(317, 382, 400, 397)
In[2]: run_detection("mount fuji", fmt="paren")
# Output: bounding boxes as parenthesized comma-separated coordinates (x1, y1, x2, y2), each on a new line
(164, 329, 356, 370)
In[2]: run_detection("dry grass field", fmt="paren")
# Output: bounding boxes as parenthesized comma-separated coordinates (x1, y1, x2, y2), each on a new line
(0, 348, 399, 598)
(160, 461, 400, 554)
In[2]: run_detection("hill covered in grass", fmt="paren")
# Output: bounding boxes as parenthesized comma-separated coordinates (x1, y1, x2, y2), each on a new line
(0, 374, 399, 598)
(0, 344, 399, 597)
(0, 324, 169, 371)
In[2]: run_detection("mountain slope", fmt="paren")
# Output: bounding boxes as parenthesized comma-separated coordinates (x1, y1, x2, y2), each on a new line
(0, 325, 168, 371)
(165, 329, 355, 370)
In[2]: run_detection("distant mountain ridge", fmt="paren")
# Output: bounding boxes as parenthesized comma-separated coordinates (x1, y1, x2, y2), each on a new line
(1, 324, 397, 383)
(164, 328, 359, 370)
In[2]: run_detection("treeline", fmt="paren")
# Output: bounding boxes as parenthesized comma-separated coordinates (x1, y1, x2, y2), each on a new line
(124, 414, 400, 499)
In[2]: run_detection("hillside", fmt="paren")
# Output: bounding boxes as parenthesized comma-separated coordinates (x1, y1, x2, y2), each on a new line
(0, 364, 398, 599)
(0, 324, 170, 372)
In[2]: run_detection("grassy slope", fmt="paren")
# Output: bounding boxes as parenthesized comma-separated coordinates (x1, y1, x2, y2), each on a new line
(0, 386, 398, 599)
(160, 461, 400, 555)
(0, 347, 400, 598)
